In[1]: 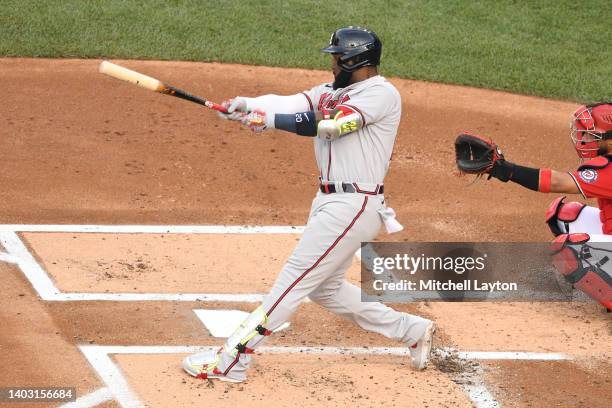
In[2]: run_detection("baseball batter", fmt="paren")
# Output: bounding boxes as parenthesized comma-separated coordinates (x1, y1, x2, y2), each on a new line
(455, 101, 612, 309)
(182, 26, 435, 383)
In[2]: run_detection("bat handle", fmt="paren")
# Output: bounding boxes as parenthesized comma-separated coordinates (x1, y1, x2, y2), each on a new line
(205, 101, 228, 113)
(163, 85, 228, 113)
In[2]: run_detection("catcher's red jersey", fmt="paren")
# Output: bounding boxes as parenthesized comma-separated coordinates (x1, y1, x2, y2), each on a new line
(571, 155, 612, 234)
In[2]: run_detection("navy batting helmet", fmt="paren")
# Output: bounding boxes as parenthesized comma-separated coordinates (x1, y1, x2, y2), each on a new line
(321, 26, 382, 72)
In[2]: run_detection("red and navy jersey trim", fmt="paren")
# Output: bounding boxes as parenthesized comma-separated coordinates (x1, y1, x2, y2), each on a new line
(301, 92, 314, 111)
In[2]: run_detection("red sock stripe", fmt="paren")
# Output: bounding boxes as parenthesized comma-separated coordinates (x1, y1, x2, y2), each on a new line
(266, 196, 369, 316)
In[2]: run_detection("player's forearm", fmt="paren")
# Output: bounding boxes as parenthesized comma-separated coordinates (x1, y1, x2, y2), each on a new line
(245, 94, 310, 115)
(550, 170, 581, 194)
(490, 161, 579, 193)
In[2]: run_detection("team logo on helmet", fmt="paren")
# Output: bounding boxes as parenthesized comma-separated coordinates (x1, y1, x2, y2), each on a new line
(578, 169, 598, 183)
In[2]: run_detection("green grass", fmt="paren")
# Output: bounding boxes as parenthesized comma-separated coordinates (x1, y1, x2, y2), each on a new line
(1, 0, 610, 101)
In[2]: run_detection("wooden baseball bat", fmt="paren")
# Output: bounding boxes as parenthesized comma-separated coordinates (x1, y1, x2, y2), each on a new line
(98, 61, 228, 113)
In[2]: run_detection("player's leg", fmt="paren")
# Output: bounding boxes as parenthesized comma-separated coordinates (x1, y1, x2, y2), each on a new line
(184, 194, 379, 381)
(309, 274, 431, 345)
(309, 268, 434, 369)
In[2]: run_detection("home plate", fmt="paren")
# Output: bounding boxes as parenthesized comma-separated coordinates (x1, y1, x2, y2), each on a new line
(194, 309, 290, 337)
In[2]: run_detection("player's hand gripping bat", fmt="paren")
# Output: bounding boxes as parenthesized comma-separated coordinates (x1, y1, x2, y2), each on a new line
(98, 61, 228, 113)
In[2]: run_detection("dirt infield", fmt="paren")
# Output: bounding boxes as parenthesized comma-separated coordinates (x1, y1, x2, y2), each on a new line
(0, 58, 610, 408)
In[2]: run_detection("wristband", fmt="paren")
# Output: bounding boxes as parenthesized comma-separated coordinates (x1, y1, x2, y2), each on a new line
(539, 169, 552, 193)
(510, 164, 540, 191)
(490, 161, 540, 191)
(274, 111, 317, 137)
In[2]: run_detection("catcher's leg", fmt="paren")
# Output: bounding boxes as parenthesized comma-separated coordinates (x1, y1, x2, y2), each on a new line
(550, 233, 612, 311)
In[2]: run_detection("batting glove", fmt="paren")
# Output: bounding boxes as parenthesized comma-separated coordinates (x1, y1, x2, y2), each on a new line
(217, 98, 248, 121)
(241, 110, 270, 133)
(227, 97, 248, 113)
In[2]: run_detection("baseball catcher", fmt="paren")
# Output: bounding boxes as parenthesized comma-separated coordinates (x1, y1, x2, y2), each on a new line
(182, 26, 435, 383)
(455, 102, 612, 310)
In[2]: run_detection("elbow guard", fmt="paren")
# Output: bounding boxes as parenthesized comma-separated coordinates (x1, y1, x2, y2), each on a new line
(317, 109, 362, 141)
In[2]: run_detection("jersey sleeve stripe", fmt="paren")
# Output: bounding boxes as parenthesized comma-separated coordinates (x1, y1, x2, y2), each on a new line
(301, 92, 314, 111)
(340, 104, 366, 126)
(568, 172, 587, 199)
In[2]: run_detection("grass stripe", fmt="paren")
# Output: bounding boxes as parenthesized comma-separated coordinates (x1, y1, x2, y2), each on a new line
(0, 1, 610, 101)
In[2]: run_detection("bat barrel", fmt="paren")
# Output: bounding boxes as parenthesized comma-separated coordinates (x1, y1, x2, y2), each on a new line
(99, 61, 163, 92)
(99, 60, 227, 113)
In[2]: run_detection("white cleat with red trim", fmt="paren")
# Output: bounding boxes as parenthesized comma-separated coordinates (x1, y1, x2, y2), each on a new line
(182, 350, 245, 383)
(409, 321, 435, 370)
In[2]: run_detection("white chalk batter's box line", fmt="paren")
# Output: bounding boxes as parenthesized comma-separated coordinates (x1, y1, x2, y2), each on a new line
(0, 225, 578, 408)
(67, 345, 573, 408)
(0, 224, 306, 302)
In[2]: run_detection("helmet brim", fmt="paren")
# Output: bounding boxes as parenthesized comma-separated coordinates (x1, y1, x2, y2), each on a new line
(321, 46, 345, 54)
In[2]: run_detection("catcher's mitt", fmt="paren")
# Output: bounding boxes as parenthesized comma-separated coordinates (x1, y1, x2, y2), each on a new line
(455, 133, 504, 175)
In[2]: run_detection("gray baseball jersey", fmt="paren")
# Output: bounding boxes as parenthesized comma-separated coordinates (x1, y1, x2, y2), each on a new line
(303, 75, 402, 185)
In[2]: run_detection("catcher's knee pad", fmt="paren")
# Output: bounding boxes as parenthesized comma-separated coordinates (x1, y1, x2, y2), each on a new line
(546, 196, 586, 236)
(550, 233, 612, 309)
(224, 306, 272, 357)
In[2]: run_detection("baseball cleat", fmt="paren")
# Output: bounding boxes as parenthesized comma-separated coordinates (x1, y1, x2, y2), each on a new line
(182, 350, 244, 383)
(409, 321, 435, 370)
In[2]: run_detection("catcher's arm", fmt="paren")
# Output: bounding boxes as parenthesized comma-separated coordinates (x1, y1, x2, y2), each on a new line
(549, 171, 580, 194)
(455, 133, 580, 194)
(490, 161, 580, 194)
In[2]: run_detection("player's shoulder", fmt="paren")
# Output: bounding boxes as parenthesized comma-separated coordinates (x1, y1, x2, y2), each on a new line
(354, 76, 400, 99)
(574, 155, 612, 185)
(315, 83, 334, 91)
(578, 155, 612, 171)
(378, 77, 401, 100)
(306, 82, 333, 95)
